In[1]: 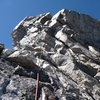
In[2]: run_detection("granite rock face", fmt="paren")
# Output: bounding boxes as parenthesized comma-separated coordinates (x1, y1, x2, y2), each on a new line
(0, 9, 100, 100)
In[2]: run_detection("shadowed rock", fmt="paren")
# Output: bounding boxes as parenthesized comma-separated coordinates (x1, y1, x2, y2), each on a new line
(0, 44, 4, 55)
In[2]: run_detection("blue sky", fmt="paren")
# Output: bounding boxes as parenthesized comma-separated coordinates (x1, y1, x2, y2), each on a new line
(0, 0, 100, 48)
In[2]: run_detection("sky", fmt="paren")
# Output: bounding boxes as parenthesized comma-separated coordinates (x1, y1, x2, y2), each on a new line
(0, 0, 100, 49)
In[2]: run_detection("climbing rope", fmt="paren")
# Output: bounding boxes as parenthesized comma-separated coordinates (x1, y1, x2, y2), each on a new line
(35, 48, 42, 100)
(35, 73, 39, 100)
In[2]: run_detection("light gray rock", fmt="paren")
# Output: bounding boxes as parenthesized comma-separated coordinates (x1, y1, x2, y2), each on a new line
(0, 9, 100, 100)
(49, 19, 61, 29)
(88, 45, 100, 56)
(94, 72, 100, 81)
(2, 49, 14, 58)
(53, 9, 100, 48)
(55, 29, 68, 43)
(8, 50, 38, 69)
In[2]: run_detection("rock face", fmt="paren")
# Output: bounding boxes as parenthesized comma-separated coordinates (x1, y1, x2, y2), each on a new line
(0, 44, 4, 54)
(0, 9, 100, 100)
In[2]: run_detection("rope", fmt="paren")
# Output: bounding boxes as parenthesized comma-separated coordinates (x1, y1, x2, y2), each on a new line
(35, 73, 39, 100)
(35, 50, 42, 100)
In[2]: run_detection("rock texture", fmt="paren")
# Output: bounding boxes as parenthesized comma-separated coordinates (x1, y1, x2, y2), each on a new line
(0, 9, 100, 100)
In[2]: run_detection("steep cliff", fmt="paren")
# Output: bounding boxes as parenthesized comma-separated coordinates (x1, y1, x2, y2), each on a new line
(0, 9, 100, 100)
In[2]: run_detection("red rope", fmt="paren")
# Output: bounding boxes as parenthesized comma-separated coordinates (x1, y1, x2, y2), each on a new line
(35, 73, 39, 100)
(35, 50, 41, 100)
